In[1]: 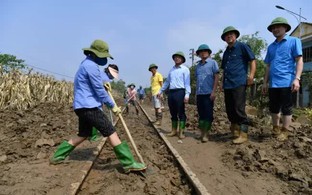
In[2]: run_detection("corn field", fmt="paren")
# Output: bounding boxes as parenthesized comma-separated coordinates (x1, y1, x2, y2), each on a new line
(0, 67, 73, 110)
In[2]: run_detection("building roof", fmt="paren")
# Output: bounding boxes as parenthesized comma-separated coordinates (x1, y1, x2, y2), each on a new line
(290, 22, 312, 40)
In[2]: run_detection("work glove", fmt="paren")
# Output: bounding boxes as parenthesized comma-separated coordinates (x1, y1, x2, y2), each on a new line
(104, 82, 112, 92)
(111, 105, 121, 116)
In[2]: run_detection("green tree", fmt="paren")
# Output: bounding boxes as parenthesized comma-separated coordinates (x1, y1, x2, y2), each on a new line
(0, 54, 27, 73)
(238, 32, 268, 107)
(238, 31, 268, 80)
(212, 49, 223, 67)
(111, 79, 126, 95)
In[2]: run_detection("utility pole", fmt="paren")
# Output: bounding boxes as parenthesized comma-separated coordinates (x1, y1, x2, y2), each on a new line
(275, 5, 307, 107)
(189, 48, 195, 66)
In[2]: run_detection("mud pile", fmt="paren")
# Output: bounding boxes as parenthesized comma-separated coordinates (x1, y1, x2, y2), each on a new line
(186, 94, 312, 194)
(221, 126, 312, 194)
(0, 103, 76, 166)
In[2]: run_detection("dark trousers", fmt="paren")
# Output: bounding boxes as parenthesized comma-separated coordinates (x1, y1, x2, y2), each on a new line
(269, 87, 292, 115)
(224, 86, 248, 125)
(168, 89, 186, 121)
(196, 94, 214, 122)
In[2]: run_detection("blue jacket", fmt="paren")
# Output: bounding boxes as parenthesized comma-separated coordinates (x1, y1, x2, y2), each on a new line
(73, 57, 114, 110)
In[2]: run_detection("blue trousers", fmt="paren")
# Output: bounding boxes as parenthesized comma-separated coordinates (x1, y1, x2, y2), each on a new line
(196, 94, 214, 122)
(168, 89, 186, 122)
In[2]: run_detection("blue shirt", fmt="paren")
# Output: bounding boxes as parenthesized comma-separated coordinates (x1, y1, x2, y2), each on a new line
(221, 41, 255, 89)
(264, 35, 302, 88)
(73, 57, 114, 110)
(195, 58, 219, 95)
(160, 64, 191, 98)
(138, 88, 145, 95)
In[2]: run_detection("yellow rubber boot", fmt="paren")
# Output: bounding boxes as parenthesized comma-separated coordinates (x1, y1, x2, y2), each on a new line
(168, 120, 178, 137)
(153, 112, 162, 126)
(272, 126, 281, 137)
(277, 127, 288, 141)
(233, 124, 248, 144)
(230, 123, 240, 138)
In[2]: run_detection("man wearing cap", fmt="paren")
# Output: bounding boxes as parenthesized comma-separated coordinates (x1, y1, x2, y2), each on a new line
(221, 26, 256, 144)
(50, 40, 146, 173)
(158, 52, 191, 139)
(262, 17, 303, 141)
(195, 44, 219, 142)
(149, 64, 163, 126)
(125, 83, 139, 115)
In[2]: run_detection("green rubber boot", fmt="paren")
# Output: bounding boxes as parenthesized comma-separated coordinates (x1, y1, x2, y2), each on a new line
(201, 121, 212, 143)
(89, 127, 101, 142)
(198, 120, 205, 140)
(168, 120, 178, 136)
(179, 121, 186, 139)
(50, 141, 75, 164)
(113, 141, 147, 173)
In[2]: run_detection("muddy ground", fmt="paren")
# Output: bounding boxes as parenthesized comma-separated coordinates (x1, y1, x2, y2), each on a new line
(0, 101, 193, 195)
(0, 97, 311, 195)
(151, 98, 312, 195)
(79, 111, 193, 195)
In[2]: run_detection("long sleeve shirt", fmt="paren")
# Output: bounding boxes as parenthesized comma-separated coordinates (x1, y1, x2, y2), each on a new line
(160, 64, 191, 98)
(73, 57, 114, 110)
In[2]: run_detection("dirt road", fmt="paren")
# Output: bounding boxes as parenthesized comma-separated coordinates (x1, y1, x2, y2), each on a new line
(0, 101, 311, 194)
(142, 102, 312, 195)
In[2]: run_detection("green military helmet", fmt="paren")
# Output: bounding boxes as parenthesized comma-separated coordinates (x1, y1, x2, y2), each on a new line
(267, 17, 291, 32)
(128, 83, 136, 88)
(172, 51, 186, 63)
(82, 39, 113, 59)
(148, 63, 158, 71)
(196, 44, 212, 55)
(221, 26, 240, 41)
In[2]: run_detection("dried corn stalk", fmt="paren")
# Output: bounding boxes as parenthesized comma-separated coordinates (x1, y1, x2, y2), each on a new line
(0, 69, 73, 110)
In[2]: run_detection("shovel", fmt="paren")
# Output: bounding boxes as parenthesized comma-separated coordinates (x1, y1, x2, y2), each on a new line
(107, 91, 145, 165)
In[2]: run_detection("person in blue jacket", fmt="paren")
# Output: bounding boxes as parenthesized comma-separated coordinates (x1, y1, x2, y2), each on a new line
(50, 40, 146, 173)
(89, 64, 119, 142)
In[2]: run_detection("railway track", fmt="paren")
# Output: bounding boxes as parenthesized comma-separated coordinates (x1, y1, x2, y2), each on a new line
(68, 102, 210, 195)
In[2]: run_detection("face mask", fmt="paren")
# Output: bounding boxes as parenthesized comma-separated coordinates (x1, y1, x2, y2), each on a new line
(94, 57, 108, 66)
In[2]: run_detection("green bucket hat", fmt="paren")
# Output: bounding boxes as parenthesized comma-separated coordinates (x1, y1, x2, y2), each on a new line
(172, 51, 186, 63)
(221, 26, 240, 41)
(148, 64, 158, 71)
(128, 83, 136, 88)
(267, 17, 291, 32)
(196, 44, 212, 55)
(83, 39, 113, 59)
